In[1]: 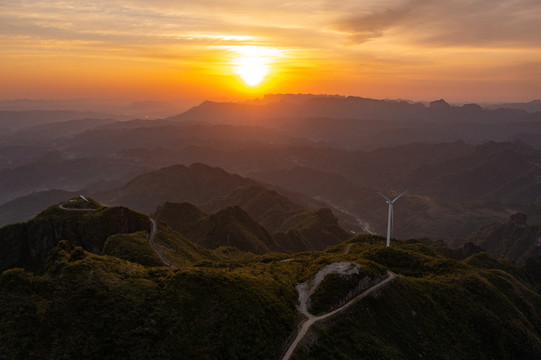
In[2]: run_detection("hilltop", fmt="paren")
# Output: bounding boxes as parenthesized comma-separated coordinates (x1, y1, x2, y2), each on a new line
(0, 197, 149, 273)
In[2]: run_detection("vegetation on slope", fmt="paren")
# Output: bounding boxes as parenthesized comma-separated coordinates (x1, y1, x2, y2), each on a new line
(293, 270, 541, 360)
(0, 202, 150, 272)
(60, 196, 102, 210)
(308, 269, 384, 316)
(152, 223, 218, 266)
(2, 217, 541, 360)
(0, 243, 297, 360)
(103, 231, 163, 267)
(290, 237, 541, 360)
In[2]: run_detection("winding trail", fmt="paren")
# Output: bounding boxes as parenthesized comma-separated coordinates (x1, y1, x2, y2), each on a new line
(59, 199, 170, 267)
(58, 197, 98, 212)
(148, 218, 172, 266)
(282, 270, 396, 360)
(58, 204, 97, 211)
(344, 243, 353, 254)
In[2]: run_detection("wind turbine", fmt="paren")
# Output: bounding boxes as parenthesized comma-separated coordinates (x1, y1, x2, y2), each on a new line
(378, 190, 408, 247)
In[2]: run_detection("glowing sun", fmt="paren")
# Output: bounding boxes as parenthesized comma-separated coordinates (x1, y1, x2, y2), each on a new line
(231, 46, 281, 87)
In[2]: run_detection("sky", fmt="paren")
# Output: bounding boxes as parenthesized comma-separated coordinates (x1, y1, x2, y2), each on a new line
(1, 0, 540, 104)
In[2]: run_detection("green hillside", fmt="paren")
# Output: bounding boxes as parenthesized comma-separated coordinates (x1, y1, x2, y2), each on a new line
(292, 270, 541, 360)
(2, 230, 541, 359)
(0, 243, 297, 360)
(103, 231, 163, 267)
(0, 199, 150, 273)
(152, 223, 218, 266)
(290, 238, 541, 359)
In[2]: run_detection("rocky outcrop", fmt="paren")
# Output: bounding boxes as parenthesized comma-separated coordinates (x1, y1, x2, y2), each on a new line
(0, 204, 150, 273)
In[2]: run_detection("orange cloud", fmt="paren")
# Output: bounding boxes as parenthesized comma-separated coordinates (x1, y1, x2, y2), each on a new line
(0, 0, 540, 102)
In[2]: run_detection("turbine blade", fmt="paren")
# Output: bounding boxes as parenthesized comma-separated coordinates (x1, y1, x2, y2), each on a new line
(391, 189, 409, 203)
(378, 192, 392, 203)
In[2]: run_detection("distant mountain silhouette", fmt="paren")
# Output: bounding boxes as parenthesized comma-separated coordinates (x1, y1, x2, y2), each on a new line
(96, 163, 257, 214)
(0, 110, 117, 132)
(275, 208, 350, 252)
(168, 94, 539, 125)
(486, 100, 541, 113)
(161, 95, 541, 149)
(0, 157, 149, 203)
(466, 213, 541, 264)
(154, 202, 279, 253)
(3, 118, 115, 145)
(3, 94, 541, 246)
(248, 141, 541, 240)
(97, 164, 351, 251)
(0, 189, 77, 227)
(155, 201, 350, 253)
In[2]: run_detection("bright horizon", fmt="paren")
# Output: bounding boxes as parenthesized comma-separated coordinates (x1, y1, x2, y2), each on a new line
(1, 0, 540, 104)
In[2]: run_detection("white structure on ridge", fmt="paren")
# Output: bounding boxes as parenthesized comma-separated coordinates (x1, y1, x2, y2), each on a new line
(378, 190, 408, 247)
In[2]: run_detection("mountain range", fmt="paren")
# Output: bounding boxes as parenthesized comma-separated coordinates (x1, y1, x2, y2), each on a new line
(3, 90, 541, 360)
(3, 94, 541, 245)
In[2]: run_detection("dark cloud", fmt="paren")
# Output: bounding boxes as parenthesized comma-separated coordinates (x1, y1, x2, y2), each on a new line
(333, 0, 427, 43)
(333, 0, 541, 47)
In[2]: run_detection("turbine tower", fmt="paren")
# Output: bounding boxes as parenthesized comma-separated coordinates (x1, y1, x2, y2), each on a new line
(378, 190, 408, 247)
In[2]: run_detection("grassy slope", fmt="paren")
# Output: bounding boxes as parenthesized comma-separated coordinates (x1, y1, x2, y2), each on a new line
(0, 245, 297, 360)
(103, 231, 163, 267)
(0, 204, 150, 273)
(292, 237, 541, 359)
(1, 233, 541, 359)
(152, 223, 219, 266)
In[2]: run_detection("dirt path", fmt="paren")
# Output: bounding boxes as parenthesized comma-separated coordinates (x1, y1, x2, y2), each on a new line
(58, 204, 97, 211)
(148, 218, 171, 266)
(57, 196, 98, 212)
(282, 266, 396, 360)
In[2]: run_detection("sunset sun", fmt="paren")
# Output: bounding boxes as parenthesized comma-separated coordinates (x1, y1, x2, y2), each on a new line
(230, 46, 282, 87)
(235, 60, 268, 86)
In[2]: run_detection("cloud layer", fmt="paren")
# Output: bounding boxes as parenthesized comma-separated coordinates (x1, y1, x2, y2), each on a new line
(1, 0, 540, 101)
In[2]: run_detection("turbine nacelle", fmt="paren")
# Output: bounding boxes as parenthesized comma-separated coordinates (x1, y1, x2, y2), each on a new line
(378, 189, 408, 204)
